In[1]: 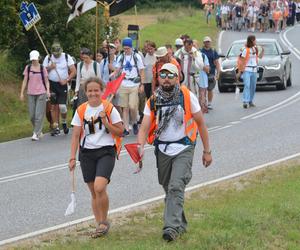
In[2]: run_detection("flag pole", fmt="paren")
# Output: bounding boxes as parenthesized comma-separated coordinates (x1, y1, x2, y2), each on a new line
(95, 2, 99, 57)
(33, 24, 61, 80)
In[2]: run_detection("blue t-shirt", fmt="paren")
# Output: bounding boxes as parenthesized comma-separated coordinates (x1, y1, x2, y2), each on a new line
(201, 48, 219, 75)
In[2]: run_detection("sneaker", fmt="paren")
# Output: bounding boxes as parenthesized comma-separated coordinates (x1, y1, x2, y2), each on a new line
(249, 102, 256, 107)
(133, 123, 139, 135)
(38, 132, 44, 139)
(243, 103, 249, 109)
(62, 123, 69, 134)
(122, 129, 130, 137)
(162, 229, 177, 242)
(207, 103, 213, 110)
(31, 133, 39, 141)
(51, 127, 60, 136)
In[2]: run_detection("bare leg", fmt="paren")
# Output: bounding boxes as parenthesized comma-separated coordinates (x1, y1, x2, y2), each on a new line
(122, 107, 130, 131)
(94, 177, 109, 228)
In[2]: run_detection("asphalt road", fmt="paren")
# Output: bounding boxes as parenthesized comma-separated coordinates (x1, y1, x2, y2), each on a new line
(1, 25, 300, 245)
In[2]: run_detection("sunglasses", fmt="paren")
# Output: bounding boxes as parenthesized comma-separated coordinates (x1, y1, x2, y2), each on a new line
(159, 72, 177, 79)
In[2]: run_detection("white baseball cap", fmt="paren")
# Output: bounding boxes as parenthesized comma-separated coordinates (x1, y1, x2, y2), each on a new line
(175, 38, 184, 46)
(203, 36, 212, 42)
(29, 50, 40, 61)
(159, 63, 179, 76)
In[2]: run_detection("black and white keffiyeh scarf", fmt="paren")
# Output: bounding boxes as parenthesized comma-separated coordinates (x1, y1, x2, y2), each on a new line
(155, 84, 182, 138)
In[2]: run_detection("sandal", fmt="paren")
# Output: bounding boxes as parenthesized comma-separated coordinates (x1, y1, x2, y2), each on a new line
(91, 221, 110, 238)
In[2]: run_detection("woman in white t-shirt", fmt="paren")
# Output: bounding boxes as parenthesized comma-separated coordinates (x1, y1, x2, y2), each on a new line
(75, 48, 100, 106)
(69, 77, 124, 238)
(241, 35, 264, 109)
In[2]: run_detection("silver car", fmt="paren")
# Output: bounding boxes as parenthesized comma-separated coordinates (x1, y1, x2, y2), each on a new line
(218, 38, 292, 92)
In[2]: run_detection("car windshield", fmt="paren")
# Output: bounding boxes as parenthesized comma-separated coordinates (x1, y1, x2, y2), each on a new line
(227, 42, 279, 57)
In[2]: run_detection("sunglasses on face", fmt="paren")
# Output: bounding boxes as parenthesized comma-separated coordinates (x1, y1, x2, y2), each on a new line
(159, 72, 177, 79)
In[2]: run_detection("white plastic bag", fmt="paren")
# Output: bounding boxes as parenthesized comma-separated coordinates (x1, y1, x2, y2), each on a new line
(235, 85, 240, 100)
(65, 192, 76, 216)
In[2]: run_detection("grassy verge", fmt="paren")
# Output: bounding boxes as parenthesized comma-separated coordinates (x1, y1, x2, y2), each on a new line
(0, 9, 217, 142)
(9, 159, 300, 250)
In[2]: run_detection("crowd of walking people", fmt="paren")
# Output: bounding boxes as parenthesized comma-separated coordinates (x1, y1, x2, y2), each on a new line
(20, 35, 221, 141)
(204, 0, 300, 32)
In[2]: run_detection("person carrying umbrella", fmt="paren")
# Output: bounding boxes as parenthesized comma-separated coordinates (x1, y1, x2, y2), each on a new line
(137, 63, 212, 242)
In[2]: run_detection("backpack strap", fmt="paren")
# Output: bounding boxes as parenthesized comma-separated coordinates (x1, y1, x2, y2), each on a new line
(40, 65, 47, 90)
(93, 61, 97, 76)
(79, 61, 84, 78)
(26, 64, 31, 85)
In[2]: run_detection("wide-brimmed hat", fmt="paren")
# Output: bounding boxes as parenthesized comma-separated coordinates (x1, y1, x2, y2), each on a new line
(154, 47, 168, 57)
(159, 63, 179, 75)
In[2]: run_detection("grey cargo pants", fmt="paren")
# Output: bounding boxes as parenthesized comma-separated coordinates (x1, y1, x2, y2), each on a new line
(156, 145, 195, 234)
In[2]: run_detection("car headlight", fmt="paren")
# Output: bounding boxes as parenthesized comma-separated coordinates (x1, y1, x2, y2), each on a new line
(265, 64, 281, 70)
(221, 66, 235, 72)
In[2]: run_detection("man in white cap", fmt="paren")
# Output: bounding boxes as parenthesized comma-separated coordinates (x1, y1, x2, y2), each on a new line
(174, 38, 184, 56)
(201, 36, 220, 110)
(138, 63, 212, 242)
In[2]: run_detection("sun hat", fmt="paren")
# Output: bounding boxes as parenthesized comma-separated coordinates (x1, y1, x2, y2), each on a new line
(154, 47, 168, 58)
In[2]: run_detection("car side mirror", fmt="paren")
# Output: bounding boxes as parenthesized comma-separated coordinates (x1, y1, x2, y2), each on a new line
(281, 51, 291, 56)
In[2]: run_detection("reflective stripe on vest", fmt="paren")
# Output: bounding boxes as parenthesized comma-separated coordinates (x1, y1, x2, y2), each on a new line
(76, 100, 122, 158)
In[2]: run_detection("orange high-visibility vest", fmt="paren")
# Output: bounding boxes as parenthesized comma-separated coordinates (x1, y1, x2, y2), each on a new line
(76, 100, 122, 158)
(147, 85, 198, 145)
(237, 47, 258, 72)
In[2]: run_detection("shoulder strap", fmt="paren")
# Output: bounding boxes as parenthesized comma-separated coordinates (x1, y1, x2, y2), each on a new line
(40, 65, 47, 90)
(93, 61, 97, 76)
(77, 102, 88, 123)
(133, 52, 141, 77)
(27, 64, 31, 85)
(65, 53, 69, 64)
(79, 61, 83, 77)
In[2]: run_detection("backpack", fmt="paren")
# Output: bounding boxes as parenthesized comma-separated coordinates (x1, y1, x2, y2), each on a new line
(27, 64, 46, 90)
(118, 50, 141, 77)
(79, 61, 98, 77)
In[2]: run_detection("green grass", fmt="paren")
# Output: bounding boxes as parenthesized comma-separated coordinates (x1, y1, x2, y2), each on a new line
(139, 10, 218, 47)
(11, 161, 300, 250)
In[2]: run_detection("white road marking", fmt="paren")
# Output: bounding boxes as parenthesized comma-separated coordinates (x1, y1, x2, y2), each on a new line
(209, 125, 233, 132)
(251, 97, 300, 119)
(230, 121, 242, 125)
(1, 151, 300, 247)
(208, 126, 222, 131)
(280, 26, 300, 60)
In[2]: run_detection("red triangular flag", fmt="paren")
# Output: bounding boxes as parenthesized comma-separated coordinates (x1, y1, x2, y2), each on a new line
(124, 143, 142, 164)
(102, 73, 125, 100)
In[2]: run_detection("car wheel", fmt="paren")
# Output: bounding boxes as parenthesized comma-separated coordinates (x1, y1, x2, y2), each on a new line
(287, 65, 292, 87)
(276, 72, 287, 90)
(218, 81, 228, 93)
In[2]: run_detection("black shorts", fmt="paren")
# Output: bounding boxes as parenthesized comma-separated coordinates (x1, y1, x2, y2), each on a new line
(49, 80, 68, 104)
(79, 146, 116, 183)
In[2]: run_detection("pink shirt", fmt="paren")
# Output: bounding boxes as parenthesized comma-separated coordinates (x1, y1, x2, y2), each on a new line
(23, 65, 48, 95)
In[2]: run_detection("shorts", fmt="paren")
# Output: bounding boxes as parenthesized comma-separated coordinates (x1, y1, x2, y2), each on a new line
(79, 146, 116, 183)
(118, 85, 139, 109)
(49, 80, 68, 104)
(207, 78, 216, 91)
